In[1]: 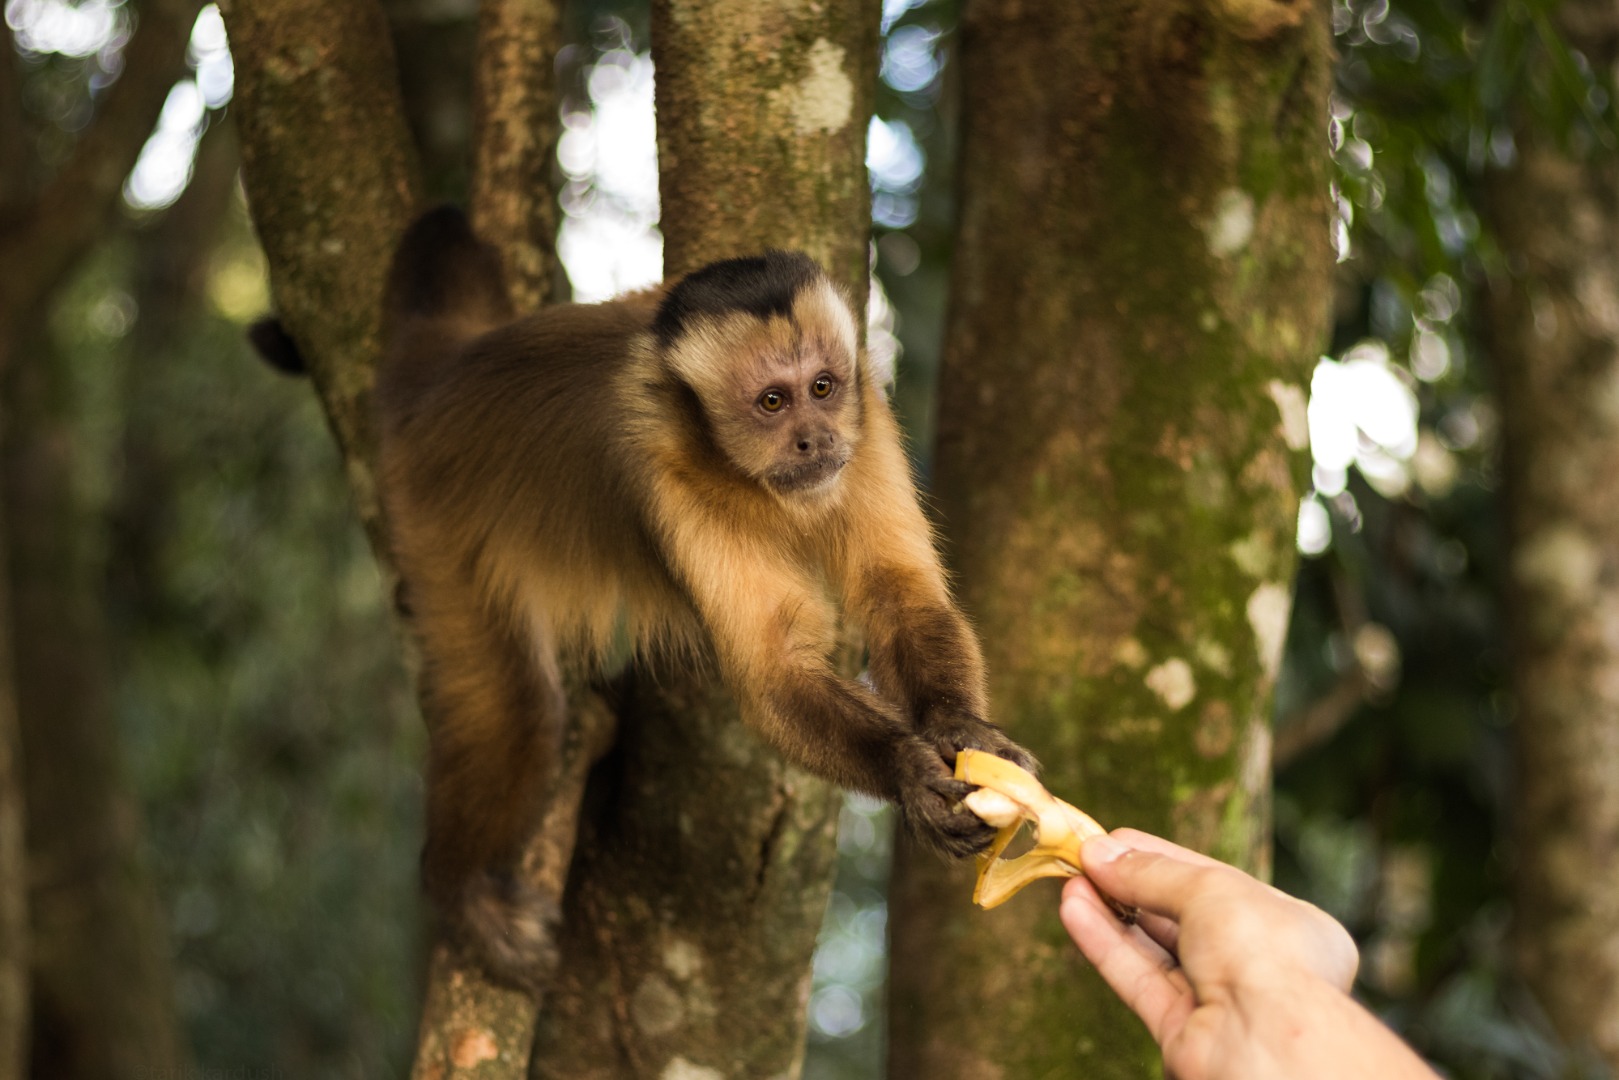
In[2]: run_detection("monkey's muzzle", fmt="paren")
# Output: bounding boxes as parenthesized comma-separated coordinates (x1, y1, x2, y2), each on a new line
(767, 451, 849, 494)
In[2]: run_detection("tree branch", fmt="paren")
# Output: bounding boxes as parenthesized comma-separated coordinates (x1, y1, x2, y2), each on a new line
(1273, 666, 1371, 768)
(219, 0, 421, 548)
(1273, 568, 1396, 768)
(399, 12, 594, 1073)
(469, 0, 564, 310)
(411, 691, 615, 1080)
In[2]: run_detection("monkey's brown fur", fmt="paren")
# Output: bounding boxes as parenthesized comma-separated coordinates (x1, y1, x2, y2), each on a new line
(374, 207, 1033, 989)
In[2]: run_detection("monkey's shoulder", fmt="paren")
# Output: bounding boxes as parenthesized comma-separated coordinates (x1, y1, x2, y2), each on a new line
(448, 298, 654, 378)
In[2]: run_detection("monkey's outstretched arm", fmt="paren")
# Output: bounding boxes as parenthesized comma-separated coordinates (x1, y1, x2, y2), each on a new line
(835, 399, 1037, 776)
(652, 489, 995, 855)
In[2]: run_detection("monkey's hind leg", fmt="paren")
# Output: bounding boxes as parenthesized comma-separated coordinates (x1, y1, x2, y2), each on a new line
(413, 583, 567, 993)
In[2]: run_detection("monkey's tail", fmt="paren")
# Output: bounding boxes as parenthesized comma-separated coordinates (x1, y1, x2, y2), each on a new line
(245, 207, 508, 378)
(383, 204, 513, 332)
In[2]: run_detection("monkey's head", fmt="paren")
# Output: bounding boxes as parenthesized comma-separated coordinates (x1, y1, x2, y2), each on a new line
(655, 252, 865, 500)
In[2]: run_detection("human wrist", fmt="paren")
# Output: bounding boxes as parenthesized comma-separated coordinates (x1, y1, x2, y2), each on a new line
(1241, 974, 1438, 1080)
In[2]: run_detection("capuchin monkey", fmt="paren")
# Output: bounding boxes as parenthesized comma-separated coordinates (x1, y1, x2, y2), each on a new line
(344, 207, 1035, 989)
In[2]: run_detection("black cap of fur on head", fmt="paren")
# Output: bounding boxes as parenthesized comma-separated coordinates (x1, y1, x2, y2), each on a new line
(652, 250, 822, 348)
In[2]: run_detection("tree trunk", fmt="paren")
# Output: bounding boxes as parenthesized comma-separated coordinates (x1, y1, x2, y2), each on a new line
(888, 1, 1333, 1076)
(1, 133, 236, 1076)
(0, 6, 207, 1073)
(3, 322, 189, 1080)
(525, 4, 878, 1077)
(1491, 2, 1619, 1065)
(219, 0, 422, 529)
(469, 0, 564, 309)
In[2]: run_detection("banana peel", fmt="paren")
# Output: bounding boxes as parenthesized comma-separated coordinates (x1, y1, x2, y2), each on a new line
(956, 749, 1131, 919)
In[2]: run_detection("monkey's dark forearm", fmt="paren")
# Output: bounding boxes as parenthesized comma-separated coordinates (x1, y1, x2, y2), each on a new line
(861, 596, 1038, 776)
(758, 666, 922, 797)
(866, 600, 990, 727)
(759, 663, 1000, 856)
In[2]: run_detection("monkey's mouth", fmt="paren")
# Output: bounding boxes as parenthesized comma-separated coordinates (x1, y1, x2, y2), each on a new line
(768, 452, 849, 495)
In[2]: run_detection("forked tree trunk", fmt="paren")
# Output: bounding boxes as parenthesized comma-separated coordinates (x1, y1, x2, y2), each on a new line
(888, 2, 1333, 1076)
(224, 1, 878, 1075)
(1490, 1, 1619, 1065)
(527, 2, 878, 1076)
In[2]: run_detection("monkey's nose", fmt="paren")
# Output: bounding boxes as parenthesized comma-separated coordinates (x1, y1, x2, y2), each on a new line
(796, 430, 836, 453)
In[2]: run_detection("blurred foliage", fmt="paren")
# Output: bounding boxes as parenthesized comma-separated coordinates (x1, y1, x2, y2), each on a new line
(36, 201, 423, 1075)
(804, 798, 894, 1080)
(870, 0, 960, 462)
(1275, 0, 1616, 1077)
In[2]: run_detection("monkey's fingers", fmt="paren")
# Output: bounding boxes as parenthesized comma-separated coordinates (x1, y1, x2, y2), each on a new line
(923, 719, 1039, 776)
(897, 768, 999, 857)
(954, 749, 1135, 919)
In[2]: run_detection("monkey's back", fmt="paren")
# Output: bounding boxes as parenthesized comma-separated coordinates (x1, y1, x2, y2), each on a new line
(378, 294, 702, 673)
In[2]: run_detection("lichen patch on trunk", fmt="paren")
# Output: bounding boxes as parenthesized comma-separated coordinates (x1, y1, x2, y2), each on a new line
(771, 39, 854, 136)
(1246, 582, 1292, 682)
(1146, 658, 1197, 710)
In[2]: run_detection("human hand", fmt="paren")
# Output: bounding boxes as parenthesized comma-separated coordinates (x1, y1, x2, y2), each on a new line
(1060, 829, 1438, 1080)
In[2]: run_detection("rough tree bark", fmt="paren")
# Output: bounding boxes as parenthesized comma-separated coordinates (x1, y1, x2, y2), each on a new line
(1490, 1, 1619, 1065)
(469, 0, 563, 310)
(887, 1, 1333, 1076)
(0, 4, 201, 1074)
(525, 3, 878, 1077)
(219, 0, 420, 540)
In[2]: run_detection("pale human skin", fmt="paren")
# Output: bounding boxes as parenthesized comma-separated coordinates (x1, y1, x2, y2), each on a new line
(1060, 829, 1443, 1080)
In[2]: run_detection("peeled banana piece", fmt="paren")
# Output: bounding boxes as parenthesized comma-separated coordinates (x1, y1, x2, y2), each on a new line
(955, 749, 1113, 911)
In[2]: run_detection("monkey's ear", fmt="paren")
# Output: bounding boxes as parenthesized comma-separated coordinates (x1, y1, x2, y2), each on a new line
(247, 316, 307, 376)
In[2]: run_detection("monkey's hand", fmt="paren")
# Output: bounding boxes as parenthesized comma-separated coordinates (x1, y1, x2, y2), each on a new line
(920, 711, 1040, 778)
(893, 734, 1001, 857)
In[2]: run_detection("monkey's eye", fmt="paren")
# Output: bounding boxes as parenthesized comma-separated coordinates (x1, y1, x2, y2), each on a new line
(812, 375, 834, 398)
(759, 390, 785, 412)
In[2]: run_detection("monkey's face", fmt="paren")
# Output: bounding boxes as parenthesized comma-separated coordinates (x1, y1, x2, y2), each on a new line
(665, 278, 865, 500)
(743, 348, 860, 496)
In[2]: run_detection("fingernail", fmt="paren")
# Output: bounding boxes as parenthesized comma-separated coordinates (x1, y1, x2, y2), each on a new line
(1083, 834, 1129, 865)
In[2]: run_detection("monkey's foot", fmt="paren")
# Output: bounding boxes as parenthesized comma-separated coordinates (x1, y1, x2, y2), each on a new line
(954, 749, 1134, 921)
(450, 870, 562, 995)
